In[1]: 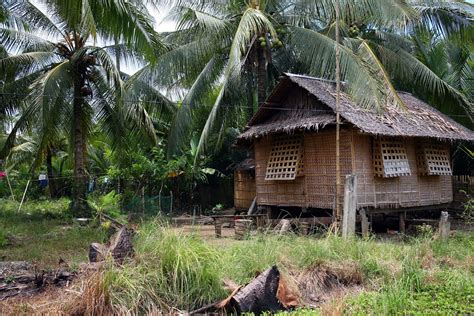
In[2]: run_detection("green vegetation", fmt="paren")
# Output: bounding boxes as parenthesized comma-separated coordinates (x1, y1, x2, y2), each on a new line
(1, 1, 472, 216)
(0, 199, 472, 314)
(0, 199, 106, 266)
(0, 0, 473, 314)
(97, 222, 473, 314)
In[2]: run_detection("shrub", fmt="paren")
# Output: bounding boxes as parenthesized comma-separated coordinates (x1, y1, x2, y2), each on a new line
(103, 221, 225, 313)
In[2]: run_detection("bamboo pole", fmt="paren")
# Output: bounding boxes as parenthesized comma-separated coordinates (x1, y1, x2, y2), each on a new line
(6, 171, 15, 201)
(18, 179, 31, 213)
(335, 0, 342, 223)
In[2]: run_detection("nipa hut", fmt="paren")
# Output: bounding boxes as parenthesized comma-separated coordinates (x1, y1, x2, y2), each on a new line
(236, 73, 474, 218)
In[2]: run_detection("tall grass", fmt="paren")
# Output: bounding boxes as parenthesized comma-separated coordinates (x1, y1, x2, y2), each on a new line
(98, 222, 473, 314)
(102, 221, 226, 312)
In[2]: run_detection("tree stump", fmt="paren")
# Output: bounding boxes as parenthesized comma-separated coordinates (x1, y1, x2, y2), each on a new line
(89, 243, 108, 263)
(89, 227, 134, 264)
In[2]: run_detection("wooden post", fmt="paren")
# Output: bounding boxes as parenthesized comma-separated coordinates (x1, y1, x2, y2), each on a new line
(438, 211, 450, 240)
(334, 0, 342, 224)
(214, 217, 222, 238)
(235, 219, 252, 240)
(342, 175, 357, 239)
(399, 212, 406, 234)
(359, 209, 369, 238)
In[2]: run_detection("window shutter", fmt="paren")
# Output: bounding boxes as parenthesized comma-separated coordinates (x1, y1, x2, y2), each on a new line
(265, 134, 304, 180)
(416, 143, 452, 176)
(373, 137, 411, 177)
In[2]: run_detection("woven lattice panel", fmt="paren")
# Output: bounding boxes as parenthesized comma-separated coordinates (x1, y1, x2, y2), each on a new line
(416, 144, 452, 176)
(265, 135, 303, 180)
(373, 138, 411, 177)
(297, 151, 305, 176)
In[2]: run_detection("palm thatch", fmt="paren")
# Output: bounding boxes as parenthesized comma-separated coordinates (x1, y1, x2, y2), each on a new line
(238, 73, 474, 143)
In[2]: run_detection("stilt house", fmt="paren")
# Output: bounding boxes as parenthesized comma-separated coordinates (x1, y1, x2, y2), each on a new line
(235, 74, 474, 215)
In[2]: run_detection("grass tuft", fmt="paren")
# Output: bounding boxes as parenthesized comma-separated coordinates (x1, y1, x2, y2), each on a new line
(103, 221, 226, 312)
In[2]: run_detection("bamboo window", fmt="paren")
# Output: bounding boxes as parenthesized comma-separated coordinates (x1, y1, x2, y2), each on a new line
(416, 143, 452, 176)
(373, 137, 411, 177)
(265, 134, 304, 180)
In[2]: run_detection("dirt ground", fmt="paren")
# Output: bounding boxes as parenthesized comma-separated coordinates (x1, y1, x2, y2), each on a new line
(171, 224, 244, 247)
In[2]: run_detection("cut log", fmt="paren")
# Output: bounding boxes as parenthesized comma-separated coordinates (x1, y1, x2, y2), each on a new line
(109, 227, 134, 263)
(89, 243, 108, 263)
(88, 227, 134, 264)
(229, 266, 284, 314)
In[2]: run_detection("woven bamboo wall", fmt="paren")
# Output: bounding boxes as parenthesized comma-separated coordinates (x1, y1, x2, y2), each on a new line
(254, 129, 353, 209)
(253, 127, 453, 210)
(234, 170, 256, 210)
(255, 136, 306, 207)
(353, 132, 452, 208)
(304, 129, 353, 209)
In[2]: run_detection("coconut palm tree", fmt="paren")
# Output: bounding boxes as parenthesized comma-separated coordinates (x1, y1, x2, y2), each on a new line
(408, 25, 473, 128)
(0, 0, 169, 216)
(136, 0, 472, 159)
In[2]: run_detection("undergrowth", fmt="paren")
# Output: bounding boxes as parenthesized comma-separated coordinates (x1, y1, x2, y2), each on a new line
(0, 198, 106, 266)
(97, 221, 473, 314)
(1, 199, 472, 314)
(102, 222, 226, 312)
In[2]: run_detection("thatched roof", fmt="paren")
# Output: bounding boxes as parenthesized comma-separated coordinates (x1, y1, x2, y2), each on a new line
(238, 73, 474, 142)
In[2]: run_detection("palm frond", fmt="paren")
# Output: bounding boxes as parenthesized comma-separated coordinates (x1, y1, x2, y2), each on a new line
(167, 56, 222, 157)
(0, 27, 55, 53)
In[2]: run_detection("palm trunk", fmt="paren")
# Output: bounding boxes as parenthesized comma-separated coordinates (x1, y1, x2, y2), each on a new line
(246, 47, 257, 118)
(46, 149, 57, 198)
(71, 78, 90, 217)
(257, 43, 267, 107)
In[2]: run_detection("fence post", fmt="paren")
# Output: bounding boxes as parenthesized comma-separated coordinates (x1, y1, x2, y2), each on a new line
(342, 175, 357, 239)
(438, 211, 450, 241)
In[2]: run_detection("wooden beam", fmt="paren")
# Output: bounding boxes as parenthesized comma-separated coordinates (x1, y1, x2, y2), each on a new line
(359, 209, 369, 238)
(366, 203, 450, 215)
(399, 212, 406, 234)
(342, 175, 358, 239)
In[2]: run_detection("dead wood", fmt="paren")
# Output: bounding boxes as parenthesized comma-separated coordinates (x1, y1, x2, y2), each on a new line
(88, 227, 134, 264)
(190, 266, 299, 315)
(0, 262, 75, 300)
(229, 266, 284, 314)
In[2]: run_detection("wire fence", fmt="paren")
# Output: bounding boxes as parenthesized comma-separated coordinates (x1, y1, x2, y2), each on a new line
(121, 194, 173, 216)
